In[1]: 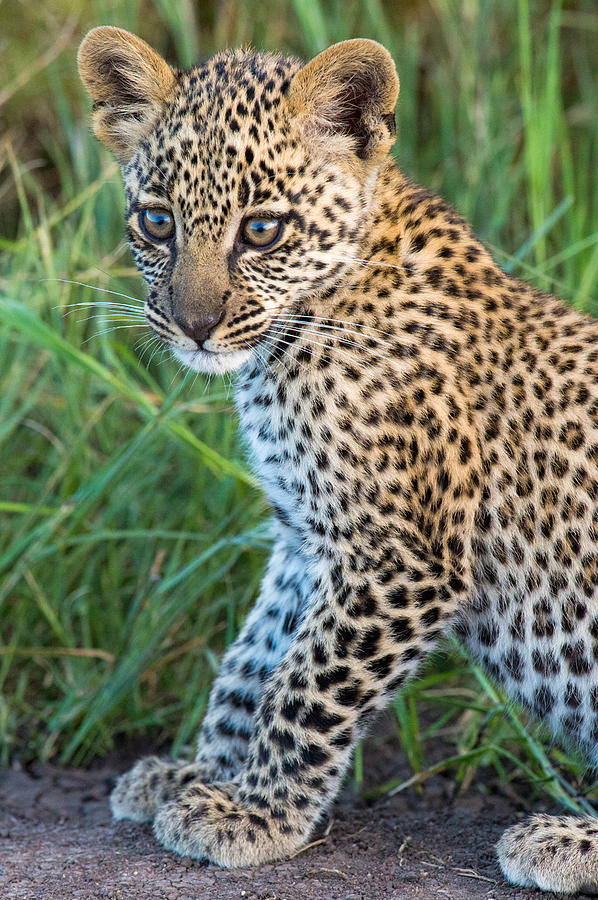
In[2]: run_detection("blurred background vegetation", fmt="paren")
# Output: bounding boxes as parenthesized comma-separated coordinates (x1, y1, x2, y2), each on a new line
(1, 0, 598, 813)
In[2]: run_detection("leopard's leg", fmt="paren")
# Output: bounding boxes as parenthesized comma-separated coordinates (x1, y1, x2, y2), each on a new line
(193, 534, 311, 778)
(111, 534, 310, 823)
(497, 814, 598, 895)
(461, 568, 598, 893)
(110, 755, 208, 823)
(152, 550, 469, 865)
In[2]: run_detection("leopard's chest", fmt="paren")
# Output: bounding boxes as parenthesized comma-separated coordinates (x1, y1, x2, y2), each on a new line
(236, 365, 337, 535)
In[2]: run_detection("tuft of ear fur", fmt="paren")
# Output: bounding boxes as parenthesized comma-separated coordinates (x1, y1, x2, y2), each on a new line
(288, 39, 399, 163)
(78, 26, 176, 162)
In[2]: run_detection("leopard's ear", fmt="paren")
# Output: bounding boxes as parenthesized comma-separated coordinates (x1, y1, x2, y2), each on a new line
(288, 39, 399, 162)
(78, 26, 176, 162)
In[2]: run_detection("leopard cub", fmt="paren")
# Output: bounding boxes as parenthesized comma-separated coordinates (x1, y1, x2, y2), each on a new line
(79, 26, 598, 893)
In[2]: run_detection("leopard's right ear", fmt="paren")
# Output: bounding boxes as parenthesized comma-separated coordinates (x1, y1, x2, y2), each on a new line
(77, 27, 176, 162)
(288, 39, 399, 164)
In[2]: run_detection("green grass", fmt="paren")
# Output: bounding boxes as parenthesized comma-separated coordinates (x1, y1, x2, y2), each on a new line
(2, 0, 598, 813)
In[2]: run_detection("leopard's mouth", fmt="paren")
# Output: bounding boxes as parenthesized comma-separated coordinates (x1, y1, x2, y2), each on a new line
(172, 344, 252, 375)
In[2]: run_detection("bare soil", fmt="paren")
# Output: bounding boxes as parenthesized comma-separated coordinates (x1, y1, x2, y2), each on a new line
(0, 737, 560, 900)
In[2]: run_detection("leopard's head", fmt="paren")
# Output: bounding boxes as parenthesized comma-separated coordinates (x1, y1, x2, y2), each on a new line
(78, 27, 399, 374)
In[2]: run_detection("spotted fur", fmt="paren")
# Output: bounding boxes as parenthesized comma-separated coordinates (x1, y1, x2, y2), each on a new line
(79, 27, 598, 891)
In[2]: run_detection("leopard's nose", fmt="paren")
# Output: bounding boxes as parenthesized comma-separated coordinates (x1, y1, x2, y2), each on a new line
(174, 310, 223, 346)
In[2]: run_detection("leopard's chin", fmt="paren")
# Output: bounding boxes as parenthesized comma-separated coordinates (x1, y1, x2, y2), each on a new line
(172, 345, 252, 375)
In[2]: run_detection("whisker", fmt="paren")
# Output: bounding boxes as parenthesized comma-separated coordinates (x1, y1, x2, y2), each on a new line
(58, 301, 145, 313)
(136, 335, 163, 365)
(169, 355, 188, 387)
(77, 313, 147, 324)
(270, 320, 391, 363)
(92, 262, 128, 282)
(82, 323, 149, 344)
(148, 342, 165, 367)
(265, 331, 344, 376)
(135, 335, 150, 351)
(256, 335, 297, 380)
(191, 367, 201, 391)
(267, 328, 375, 374)
(328, 254, 406, 273)
(274, 312, 399, 343)
(260, 331, 315, 378)
(248, 340, 276, 380)
(135, 332, 161, 350)
(272, 316, 397, 354)
(265, 333, 314, 381)
(226, 371, 236, 399)
(271, 322, 373, 358)
(43, 278, 144, 304)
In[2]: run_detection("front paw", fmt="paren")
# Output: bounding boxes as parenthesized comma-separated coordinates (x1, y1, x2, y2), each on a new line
(498, 814, 598, 895)
(153, 782, 302, 866)
(110, 756, 210, 823)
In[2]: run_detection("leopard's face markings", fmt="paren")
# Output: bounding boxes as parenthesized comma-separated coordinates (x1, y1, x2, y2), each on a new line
(120, 52, 377, 374)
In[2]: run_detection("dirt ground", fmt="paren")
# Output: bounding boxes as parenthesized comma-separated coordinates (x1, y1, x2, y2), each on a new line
(0, 737, 566, 900)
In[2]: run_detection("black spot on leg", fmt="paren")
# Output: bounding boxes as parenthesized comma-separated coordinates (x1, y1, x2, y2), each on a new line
(391, 617, 413, 642)
(316, 666, 350, 690)
(301, 743, 330, 767)
(301, 703, 344, 732)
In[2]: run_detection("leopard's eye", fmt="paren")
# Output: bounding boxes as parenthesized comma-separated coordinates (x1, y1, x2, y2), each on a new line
(241, 216, 282, 248)
(139, 207, 175, 241)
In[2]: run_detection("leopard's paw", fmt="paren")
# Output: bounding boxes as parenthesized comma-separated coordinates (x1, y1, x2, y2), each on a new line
(110, 756, 208, 823)
(497, 814, 598, 895)
(153, 782, 301, 866)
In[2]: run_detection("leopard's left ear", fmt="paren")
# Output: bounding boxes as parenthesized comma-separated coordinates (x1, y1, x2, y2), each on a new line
(288, 39, 399, 162)
(78, 26, 176, 162)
